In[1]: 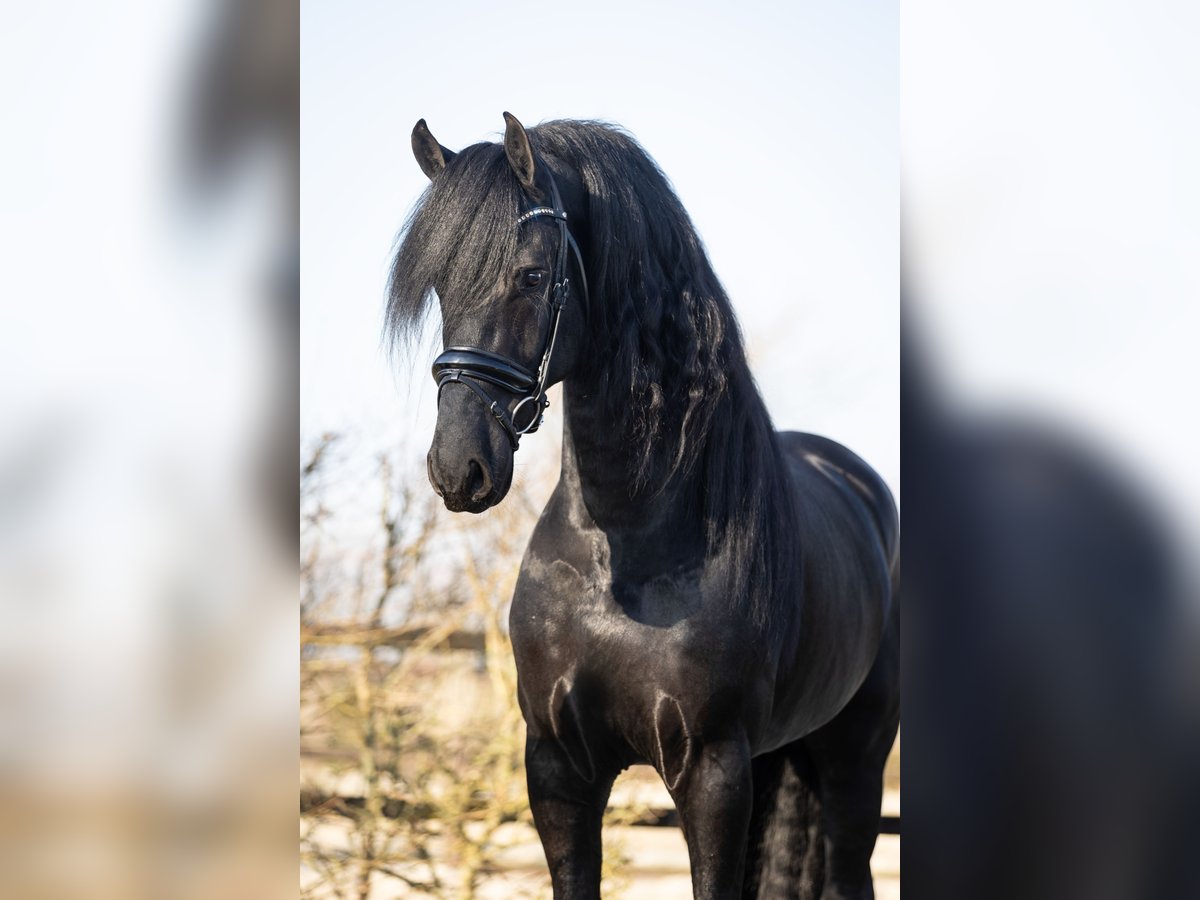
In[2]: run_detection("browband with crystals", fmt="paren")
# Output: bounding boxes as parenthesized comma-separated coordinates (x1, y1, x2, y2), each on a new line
(516, 207, 566, 226)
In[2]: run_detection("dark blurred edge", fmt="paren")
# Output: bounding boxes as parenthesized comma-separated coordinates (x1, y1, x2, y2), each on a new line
(186, 3, 299, 897)
(901, 301, 1200, 900)
(187, 0, 299, 545)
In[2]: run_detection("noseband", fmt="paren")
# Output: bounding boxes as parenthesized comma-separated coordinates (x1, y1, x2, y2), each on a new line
(431, 168, 587, 450)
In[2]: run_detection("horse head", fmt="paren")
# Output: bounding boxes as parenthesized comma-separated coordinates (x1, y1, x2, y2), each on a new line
(402, 113, 589, 513)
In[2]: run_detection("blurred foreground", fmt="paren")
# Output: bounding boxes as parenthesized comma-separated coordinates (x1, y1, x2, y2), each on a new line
(0, 1, 297, 897)
(904, 5, 1200, 898)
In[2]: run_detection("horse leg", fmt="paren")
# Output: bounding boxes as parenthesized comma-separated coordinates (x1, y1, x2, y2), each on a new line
(668, 736, 754, 900)
(525, 736, 615, 900)
(805, 607, 900, 900)
(742, 742, 825, 900)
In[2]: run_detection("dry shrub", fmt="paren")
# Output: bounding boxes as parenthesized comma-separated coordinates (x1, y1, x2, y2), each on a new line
(301, 433, 641, 899)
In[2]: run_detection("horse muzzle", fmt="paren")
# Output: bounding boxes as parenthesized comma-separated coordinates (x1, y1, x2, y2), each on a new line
(426, 414, 513, 514)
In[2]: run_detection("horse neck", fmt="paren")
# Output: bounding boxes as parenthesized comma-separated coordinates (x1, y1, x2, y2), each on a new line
(557, 378, 706, 554)
(549, 167, 709, 553)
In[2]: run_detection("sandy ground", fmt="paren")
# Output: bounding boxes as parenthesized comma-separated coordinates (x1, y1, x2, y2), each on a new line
(303, 783, 900, 898)
(302, 725, 900, 897)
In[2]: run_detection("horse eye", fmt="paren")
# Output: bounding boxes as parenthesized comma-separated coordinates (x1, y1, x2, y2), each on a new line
(522, 271, 544, 288)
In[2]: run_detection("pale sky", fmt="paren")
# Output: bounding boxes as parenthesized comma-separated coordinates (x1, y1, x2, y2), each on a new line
(904, 0, 1200, 536)
(301, 1, 899, 494)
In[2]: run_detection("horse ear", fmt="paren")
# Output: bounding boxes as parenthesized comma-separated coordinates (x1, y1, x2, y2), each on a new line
(411, 118, 456, 180)
(502, 111, 536, 191)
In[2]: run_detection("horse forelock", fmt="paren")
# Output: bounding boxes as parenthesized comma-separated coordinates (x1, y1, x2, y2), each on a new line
(386, 141, 524, 351)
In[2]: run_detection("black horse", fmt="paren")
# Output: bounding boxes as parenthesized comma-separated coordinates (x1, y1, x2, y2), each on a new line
(388, 114, 899, 900)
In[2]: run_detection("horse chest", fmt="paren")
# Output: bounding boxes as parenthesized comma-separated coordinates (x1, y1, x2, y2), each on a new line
(511, 553, 763, 773)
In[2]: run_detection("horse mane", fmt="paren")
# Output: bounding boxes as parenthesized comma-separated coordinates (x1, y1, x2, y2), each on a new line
(387, 119, 800, 638)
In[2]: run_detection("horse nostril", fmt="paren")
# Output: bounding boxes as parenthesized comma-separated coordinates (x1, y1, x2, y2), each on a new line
(467, 459, 492, 502)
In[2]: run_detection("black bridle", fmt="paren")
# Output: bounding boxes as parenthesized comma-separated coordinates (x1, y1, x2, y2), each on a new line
(431, 168, 587, 450)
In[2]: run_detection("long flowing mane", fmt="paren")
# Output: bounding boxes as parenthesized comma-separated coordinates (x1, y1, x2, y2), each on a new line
(388, 120, 800, 637)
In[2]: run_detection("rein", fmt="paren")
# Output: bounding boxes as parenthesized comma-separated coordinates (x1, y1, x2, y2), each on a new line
(431, 168, 588, 450)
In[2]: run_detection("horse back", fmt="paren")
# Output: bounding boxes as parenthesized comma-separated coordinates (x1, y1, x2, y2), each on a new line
(778, 431, 898, 579)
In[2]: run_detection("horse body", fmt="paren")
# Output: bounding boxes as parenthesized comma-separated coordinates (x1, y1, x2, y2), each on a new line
(512, 426, 895, 764)
(389, 115, 899, 899)
(765, 432, 897, 742)
(509, 390, 897, 899)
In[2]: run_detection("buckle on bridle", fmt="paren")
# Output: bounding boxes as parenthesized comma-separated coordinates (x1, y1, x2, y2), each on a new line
(510, 394, 546, 436)
(552, 277, 570, 309)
